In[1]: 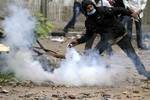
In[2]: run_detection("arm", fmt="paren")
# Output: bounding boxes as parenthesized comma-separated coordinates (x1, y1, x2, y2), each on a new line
(68, 19, 94, 47)
(68, 30, 93, 48)
(97, 6, 132, 16)
(97, 6, 138, 18)
(77, 19, 95, 44)
(111, 7, 132, 16)
(77, 29, 94, 44)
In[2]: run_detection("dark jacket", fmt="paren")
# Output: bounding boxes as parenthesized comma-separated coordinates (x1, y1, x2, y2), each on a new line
(113, 0, 125, 8)
(77, 6, 132, 44)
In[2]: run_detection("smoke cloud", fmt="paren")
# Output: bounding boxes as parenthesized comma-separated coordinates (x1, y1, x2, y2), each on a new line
(2, 3, 52, 82)
(2, 1, 132, 86)
(51, 48, 130, 86)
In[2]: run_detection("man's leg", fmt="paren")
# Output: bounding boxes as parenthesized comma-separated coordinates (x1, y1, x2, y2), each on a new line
(117, 35, 150, 78)
(135, 19, 144, 49)
(95, 40, 111, 54)
(63, 10, 76, 33)
(106, 46, 113, 56)
(121, 16, 126, 25)
(85, 33, 97, 50)
(127, 17, 133, 41)
(63, 4, 81, 33)
(95, 34, 113, 56)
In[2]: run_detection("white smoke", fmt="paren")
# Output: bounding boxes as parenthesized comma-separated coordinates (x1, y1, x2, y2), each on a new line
(3, 5, 35, 48)
(2, 3, 52, 82)
(51, 48, 130, 86)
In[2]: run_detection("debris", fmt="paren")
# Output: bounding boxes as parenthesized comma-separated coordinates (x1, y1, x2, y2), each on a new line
(122, 91, 128, 95)
(141, 79, 150, 89)
(35, 96, 50, 100)
(80, 93, 90, 96)
(126, 95, 131, 98)
(101, 92, 111, 100)
(0, 44, 10, 52)
(35, 39, 65, 59)
(0, 86, 9, 94)
(68, 95, 76, 99)
(50, 36, 65, 43)
(50, 31, 65, 37)
(0, 89, 9, 94)
(52, 94, 59, 98)
(23, 92, 34, 98)
(133, 90, 140, 94)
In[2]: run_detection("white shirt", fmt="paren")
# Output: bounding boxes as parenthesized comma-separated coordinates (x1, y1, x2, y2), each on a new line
(123, 0, 147, 18)
(92, 0, 112, 7)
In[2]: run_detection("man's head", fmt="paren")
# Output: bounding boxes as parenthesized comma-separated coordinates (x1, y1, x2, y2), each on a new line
(82, 0, 96, 15)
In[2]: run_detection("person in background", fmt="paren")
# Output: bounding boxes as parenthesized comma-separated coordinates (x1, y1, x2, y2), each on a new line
(123, 0, 148, 50)
(63, 0, 84, 36)
(68, 0, 150, 79)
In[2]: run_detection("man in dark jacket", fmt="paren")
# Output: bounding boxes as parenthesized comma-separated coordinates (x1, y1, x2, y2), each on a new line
(85, 0, 113, 56)
(68, 0, 150, 79)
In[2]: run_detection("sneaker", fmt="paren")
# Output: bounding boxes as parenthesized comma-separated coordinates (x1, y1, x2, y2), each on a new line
(63, 28, 68, 33)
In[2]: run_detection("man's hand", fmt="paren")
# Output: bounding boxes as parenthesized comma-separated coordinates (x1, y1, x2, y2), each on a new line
(68, 40, 79, 48)
(131, 12, 139, 18)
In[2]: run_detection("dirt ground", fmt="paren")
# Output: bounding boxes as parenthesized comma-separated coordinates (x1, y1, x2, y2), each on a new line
(0, 33, 150, 100)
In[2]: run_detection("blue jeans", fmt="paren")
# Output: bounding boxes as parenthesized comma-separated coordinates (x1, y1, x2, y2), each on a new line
(119, 16, 129, 26)
(127, 17, 143, 48)
(63, 2, 82, 33)
(95, 34, 150, 78)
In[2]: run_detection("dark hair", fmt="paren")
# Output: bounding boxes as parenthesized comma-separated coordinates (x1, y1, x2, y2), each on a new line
(82, 0, 96, 15)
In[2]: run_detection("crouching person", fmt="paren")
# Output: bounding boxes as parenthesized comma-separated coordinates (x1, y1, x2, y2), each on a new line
(68, 0, 150, 79)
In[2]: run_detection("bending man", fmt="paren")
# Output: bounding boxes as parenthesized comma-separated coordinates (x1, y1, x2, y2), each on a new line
(68, 0, 150, 79)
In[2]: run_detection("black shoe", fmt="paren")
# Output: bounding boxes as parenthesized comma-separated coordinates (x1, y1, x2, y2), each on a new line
(63, 28, 69, 37)
(62, 31, 66, 37)
(63, 28, 68, 33)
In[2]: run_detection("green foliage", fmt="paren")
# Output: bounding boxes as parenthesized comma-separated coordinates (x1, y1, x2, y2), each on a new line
(35, 13, 54, 38)
(0, 72, 15, 85)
